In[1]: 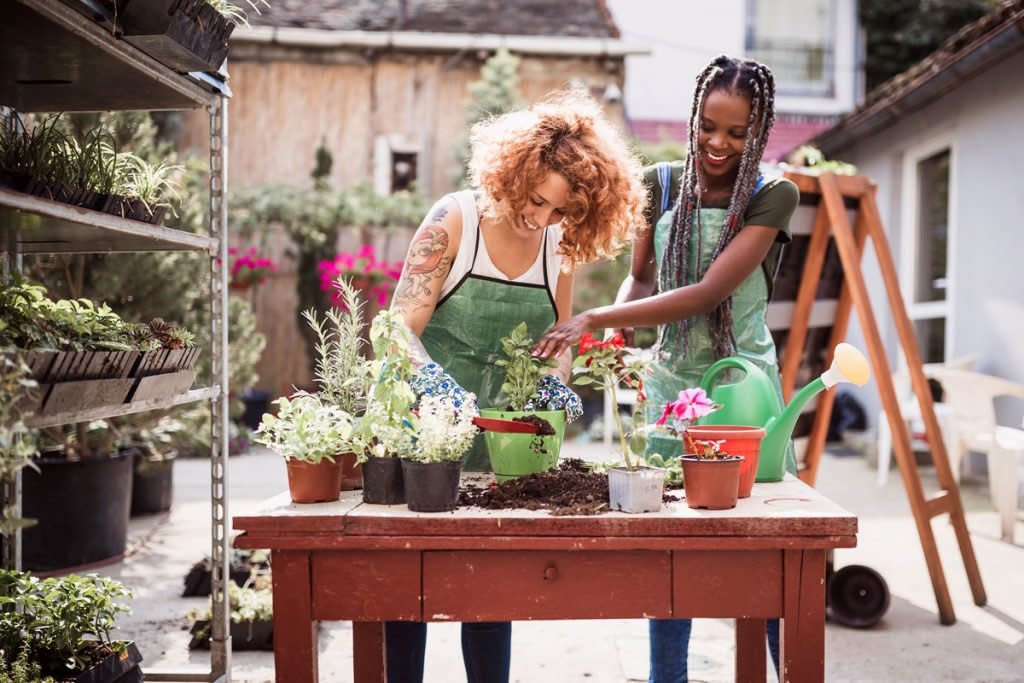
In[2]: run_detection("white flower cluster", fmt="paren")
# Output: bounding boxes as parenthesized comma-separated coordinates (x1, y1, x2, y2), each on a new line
(412, 394, 479, 463)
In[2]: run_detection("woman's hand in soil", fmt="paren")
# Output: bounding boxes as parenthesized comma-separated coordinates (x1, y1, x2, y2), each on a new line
(532, 312, 595, 360)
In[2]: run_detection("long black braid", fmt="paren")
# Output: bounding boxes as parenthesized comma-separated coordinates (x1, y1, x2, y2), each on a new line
(657, 55, 777, 361)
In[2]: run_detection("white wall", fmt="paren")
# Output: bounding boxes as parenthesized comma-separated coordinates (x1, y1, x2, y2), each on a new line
(825, 51, 1024, 425)
(605, 0, 860, 120)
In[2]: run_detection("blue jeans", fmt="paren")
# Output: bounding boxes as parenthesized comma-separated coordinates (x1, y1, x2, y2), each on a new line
(648, 618, 780, 683)
(385, 621, 511, 683)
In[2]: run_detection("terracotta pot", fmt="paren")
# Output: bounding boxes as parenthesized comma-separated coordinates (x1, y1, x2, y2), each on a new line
(679, 455, 743, 510)
(401, 459, 461, 513)
(362, 456, 405, 505)
(338, 451, 363, 490)
(285, 458, 342, 504)
(684, 425, 766, 498)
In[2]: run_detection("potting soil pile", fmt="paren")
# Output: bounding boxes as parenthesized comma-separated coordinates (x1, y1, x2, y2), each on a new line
(459, 459, 610, 515)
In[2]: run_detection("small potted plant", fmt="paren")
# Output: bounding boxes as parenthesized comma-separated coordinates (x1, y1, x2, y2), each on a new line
(400, 394, 479, 512)
(252, 392, 354, 504)
(188, 581, 274, 651)
(0, 569, 143, 682)
(480, 322, 564, 481)
(351, 309, 417, 504)
(302, 277, 372, 490)
(656, 389, 744, 510)
(573, 333, 663, 513)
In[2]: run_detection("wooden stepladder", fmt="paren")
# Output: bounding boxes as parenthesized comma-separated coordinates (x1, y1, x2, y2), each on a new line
(776, 169, 985, 625)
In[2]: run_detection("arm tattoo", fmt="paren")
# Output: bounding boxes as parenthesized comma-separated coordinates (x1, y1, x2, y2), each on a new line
(394, 224, 453, 312)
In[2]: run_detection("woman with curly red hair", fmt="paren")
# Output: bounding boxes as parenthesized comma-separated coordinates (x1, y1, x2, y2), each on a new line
(387, 89, 646, 683)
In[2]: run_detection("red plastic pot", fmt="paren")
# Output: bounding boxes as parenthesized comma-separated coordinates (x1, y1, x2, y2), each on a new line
(684, 425, 766, 498)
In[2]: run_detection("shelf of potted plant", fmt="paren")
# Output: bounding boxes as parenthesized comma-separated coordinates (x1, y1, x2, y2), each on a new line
(0, 187, 216, 254)
(1, 0, 234, 678)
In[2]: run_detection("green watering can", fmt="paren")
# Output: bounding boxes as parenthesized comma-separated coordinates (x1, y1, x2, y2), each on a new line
(697, 343, 870, 482)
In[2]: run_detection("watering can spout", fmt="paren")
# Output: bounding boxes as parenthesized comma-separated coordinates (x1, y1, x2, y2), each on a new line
(760, 343, 871, 478)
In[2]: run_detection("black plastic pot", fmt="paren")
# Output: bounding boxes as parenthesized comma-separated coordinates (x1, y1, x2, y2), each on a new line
(22, 451, 133, 572)
(827, 563, 891, 628)
(401, 459, 461, 513)
(362, 456, 405, 505)
(130, 449, 176, 516)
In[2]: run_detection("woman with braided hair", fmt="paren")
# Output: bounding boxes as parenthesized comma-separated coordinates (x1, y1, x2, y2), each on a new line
(532, 55, 798, 682)
(387, 89, 646, 683)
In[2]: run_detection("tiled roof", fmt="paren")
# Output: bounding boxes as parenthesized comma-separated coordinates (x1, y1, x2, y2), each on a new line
(812, 0, 1024, 153)
(629, 115, 835, 163)
(250, 0, 620, 38)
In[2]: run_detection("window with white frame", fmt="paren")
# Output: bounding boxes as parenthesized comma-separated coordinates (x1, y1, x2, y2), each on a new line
(746, 0, 834, 97)
(900, 140, 953, 365)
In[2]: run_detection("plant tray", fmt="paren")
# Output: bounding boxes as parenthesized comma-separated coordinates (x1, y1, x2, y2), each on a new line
(49, 350, 139, 382)
(189, 618, 273, 651)
(72, 641, 144, 683)
(126, 369, 196, 402)
(133, 347, 201, 377)
(120, 0, 235, 72)
(39, 377, 135, 415)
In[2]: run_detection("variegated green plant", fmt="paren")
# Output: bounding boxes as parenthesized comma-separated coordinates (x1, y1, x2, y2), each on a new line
(252, 392, 353, 464)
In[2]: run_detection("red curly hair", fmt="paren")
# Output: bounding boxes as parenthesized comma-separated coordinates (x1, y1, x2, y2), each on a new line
(468, 90, 647, 269)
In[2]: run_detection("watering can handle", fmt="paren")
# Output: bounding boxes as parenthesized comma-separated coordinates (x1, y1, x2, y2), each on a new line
(699, 356, 760, 390)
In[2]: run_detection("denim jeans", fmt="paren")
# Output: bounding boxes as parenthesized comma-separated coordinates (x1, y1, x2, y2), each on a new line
(648, 618, 780, 683)
(384, 621, 511, 683)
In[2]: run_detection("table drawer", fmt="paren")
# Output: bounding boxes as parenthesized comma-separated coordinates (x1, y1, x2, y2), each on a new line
(424, 550, 671, 621)
(674, 550, 783, 618)
(312, 550, 420, 621)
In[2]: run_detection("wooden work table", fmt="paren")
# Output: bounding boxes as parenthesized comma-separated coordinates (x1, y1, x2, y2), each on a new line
(233, 474, 857, 682)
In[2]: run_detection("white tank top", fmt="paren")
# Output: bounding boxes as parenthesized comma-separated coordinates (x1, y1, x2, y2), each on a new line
(437, 190, 563, 300)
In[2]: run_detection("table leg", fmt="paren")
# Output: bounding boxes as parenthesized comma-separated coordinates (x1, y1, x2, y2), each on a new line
(353, 622, 386, 682)
(735, 618, 767, 682)
(782, 549, 826, 683)
(272, 550, 318, 682)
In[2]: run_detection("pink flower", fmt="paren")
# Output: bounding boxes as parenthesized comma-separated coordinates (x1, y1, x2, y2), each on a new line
(656, 387, 718, 430)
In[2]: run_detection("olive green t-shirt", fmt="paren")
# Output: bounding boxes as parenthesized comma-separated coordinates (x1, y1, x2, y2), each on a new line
(642, 161, 799, 299)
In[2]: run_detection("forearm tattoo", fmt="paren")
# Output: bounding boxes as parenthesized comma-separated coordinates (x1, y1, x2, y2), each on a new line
(394, 218, 453, 312)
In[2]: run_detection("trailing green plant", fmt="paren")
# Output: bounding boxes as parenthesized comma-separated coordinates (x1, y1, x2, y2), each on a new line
(120, 152, 183, 216)
(494, 322, 557, 411)
(0, 570, 131, 678)
(302, 276, 370, 415)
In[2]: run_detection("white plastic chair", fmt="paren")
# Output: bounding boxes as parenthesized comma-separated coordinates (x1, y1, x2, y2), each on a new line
(876, 357, 976, 487)
(926, 368, 1024, 543)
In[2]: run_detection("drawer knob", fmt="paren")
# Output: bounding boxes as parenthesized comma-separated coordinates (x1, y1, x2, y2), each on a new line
(543, 564, 558, 581)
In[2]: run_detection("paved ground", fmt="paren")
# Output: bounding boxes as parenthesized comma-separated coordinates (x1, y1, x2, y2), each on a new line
(96, 439, 1024, 682)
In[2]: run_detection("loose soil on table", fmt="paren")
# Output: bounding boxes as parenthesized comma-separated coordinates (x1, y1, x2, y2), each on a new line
(459, 459, 609, 515)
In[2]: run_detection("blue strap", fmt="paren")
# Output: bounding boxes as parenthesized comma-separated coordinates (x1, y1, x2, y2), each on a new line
(751, 173, 767, 197)
(657, 162, 672, 214)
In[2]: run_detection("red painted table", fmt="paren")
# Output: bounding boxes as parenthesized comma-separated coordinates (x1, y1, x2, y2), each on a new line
(233, 475, 856, 682)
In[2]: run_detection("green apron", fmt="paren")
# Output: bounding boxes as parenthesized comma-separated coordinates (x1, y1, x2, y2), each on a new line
(645, 205, 796, 473)
(420, 228, 558, 471)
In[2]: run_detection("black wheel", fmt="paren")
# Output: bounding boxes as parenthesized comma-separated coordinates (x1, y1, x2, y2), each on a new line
(827, 564, 890, 628)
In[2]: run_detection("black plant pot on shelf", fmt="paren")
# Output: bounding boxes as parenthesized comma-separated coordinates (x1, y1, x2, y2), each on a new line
(22, 451, 133, 572)
(69, 641, 144, 683)
(189, 618, 273, 651)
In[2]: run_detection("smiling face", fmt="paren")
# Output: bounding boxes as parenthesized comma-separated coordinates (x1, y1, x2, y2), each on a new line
(697, 88, 753, 188)
(506, 170, 571, 238)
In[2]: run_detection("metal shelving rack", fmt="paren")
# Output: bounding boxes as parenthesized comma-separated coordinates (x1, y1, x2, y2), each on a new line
(1, 1, 232, 680)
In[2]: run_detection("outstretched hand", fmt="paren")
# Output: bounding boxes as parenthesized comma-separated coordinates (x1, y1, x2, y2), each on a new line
(530, 313, 594, 360)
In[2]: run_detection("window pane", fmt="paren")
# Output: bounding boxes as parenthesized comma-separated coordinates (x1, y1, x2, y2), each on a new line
(915, 150, 949, 303)
(749, 0, 831, 92)
(914, 317, 946, 364)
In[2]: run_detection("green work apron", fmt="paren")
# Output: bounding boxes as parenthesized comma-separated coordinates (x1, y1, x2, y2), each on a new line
(420, 228, 558, 471)
(645, 205, 796, 473)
